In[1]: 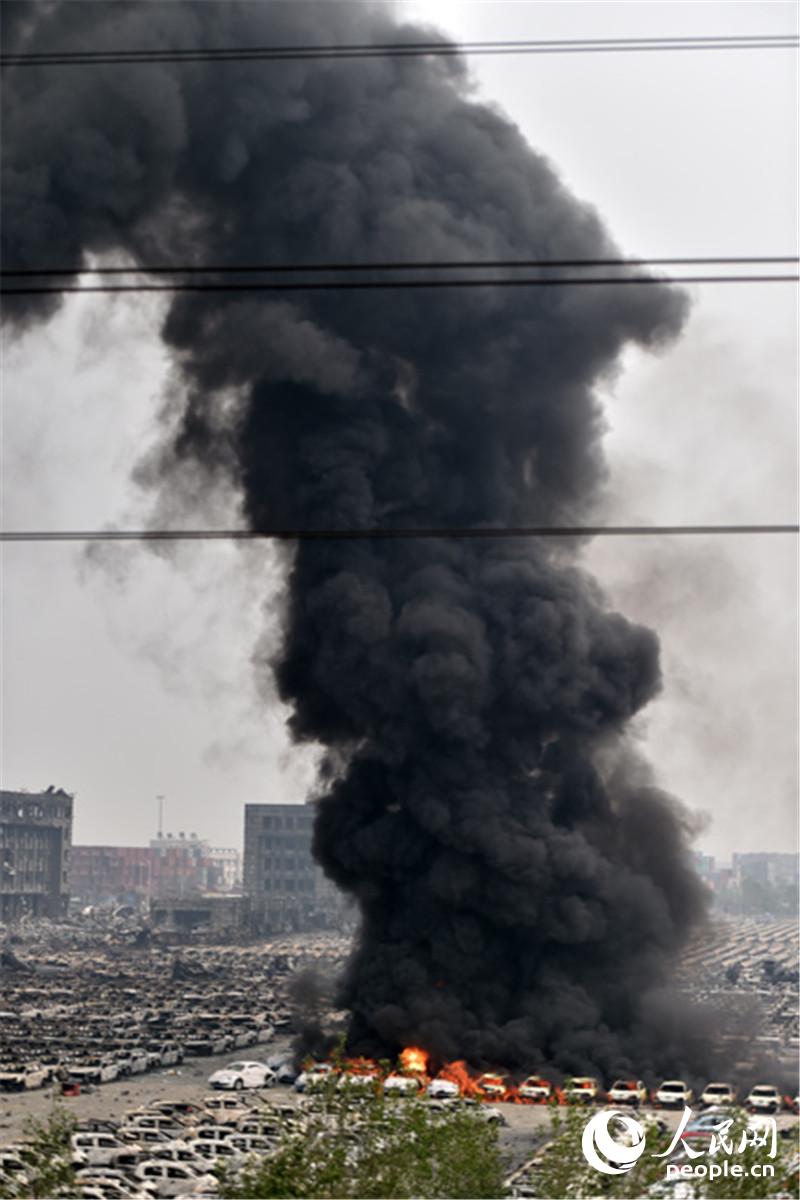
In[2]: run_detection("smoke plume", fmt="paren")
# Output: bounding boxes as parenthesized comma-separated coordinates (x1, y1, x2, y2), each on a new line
(3, 1, 708, 1077)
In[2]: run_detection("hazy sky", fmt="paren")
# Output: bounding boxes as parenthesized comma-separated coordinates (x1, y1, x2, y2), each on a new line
(2, 1, 797, 859)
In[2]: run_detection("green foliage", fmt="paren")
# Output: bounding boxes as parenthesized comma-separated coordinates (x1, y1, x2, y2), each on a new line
(0, 1106, 77, 1199)
(506, 1105, 674, 1199)
(509, 1104, 793, 1199)
(217, 1080, 507, 1199)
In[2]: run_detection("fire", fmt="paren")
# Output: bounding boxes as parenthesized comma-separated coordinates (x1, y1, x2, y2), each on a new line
(326, 1045, 570, 1108)
(437, 1059, 481, 1098)
(399, 1046, 429, 1076)
(341, 1056, 381, 1076)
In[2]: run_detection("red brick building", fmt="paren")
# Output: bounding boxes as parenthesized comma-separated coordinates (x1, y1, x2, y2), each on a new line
(69, 834, 241, 906)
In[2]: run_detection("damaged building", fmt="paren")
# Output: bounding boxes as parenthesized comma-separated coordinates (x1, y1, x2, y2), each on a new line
(0, 788, 73, 920)
(149, 893, 250, 934)
(69, 834, 242, 906)
(244, 803, 348, 933)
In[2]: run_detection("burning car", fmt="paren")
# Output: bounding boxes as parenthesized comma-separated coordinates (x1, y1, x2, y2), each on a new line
(654, 1080, 694, 1107)
(518, 1076, 552, 1103)
(427, 1076, 461, 1100)
(607, 1079, 648, 1106)
(294, 1062, 336, 1092)
(383, 1073, 420, 1096)
(338, 1067, 381, 1091)
(475, 1073, 508, 1100)
(563, 1077, 600, 1104)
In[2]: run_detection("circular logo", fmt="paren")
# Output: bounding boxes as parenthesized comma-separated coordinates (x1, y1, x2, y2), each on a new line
(581, 1109, 647, 1175)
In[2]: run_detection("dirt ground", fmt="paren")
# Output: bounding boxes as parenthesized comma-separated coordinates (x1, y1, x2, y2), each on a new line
(0, 1037, 290, 1142)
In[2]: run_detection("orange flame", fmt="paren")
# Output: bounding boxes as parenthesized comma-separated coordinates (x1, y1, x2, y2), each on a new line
(437, 1060, 481, 1098)
(399, 1046, 429, 1076)
(341, 1056, 381, 1076)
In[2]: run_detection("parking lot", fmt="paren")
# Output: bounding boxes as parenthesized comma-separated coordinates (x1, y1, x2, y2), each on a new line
(0, 915, 797, 1196)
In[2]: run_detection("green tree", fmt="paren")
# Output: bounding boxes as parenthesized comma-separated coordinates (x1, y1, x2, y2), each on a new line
(510, 1104, 794, 1199)
(0, 1106, 77, 1199)
(218, 1080, 506, 1199)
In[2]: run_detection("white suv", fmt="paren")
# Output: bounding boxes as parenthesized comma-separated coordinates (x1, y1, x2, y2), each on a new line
(563, 1077, 600, 1104)
(426, 1077, 460, 1099)
(654, 1080, 693, 1107)
(746, 1084, 781, 1113)
(607, 1080, 647, 1106)
(518, 1076, 552, 1102)
(700, 1082, 737, 1107)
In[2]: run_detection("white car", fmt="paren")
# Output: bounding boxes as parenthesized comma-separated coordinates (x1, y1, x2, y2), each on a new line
(654, 1080, 694, 1107)
(476, 1073, 508, 1099)
(208, 1060, 274, 1090)
(187, 1136, 240, 1164)
(427, 1077, 460, 1099)
(700, 1081, 737, 1107)
(134, 1159, 217, 1197)
(70, 1133, 124, 1167)
(227, 1133, 277, 1157)
(747, 1084, 781, 1113)
(294, 1062, 336, 1092)
(518, 1076, 552, 1102)
(0, 1063, 50, 1091)
(202, 1095, 251, 1124)
(563, 1077, 600, 1104)
(383, 1073, 420, 1096)
(337, 1069, 381, 1091)
(149, 1144, 206, 1166)
(69, 1060, 120, 1085)
(607, 1079, 648, 1106)
(75, 1167, 132, 1184)
(77, 1183, 132, 1200)
(120, 1115, 184, 1138)
(191, 1125, 233, 1151)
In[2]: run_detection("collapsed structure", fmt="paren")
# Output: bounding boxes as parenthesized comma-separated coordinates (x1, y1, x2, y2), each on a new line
(3, 1, 708, 1077)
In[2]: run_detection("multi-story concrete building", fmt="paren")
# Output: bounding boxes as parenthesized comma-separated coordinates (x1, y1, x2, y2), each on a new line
(733, 853, 799, 889)
(0, 788, 73, 920)
(206, 846, 242, 893)
(243, 803, 347, 932)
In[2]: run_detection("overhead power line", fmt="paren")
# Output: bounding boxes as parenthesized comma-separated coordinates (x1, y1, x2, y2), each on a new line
(2, 33, 796, 67)
(3, 256, 797, 278)
(3, 275, 797, 297)
(2, 525, 797, 544)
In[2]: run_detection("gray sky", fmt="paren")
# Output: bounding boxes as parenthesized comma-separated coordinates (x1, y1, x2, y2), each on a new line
(2, 1, 797, 860)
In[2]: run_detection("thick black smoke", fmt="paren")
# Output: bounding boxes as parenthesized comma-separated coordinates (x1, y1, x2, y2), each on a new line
(3, 2, 709, 1078)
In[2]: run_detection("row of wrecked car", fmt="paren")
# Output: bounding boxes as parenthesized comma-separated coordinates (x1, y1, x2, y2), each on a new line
(0, 929, 351, 1094)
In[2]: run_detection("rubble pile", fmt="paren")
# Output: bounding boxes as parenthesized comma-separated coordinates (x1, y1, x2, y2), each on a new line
(0, 925, 351, 1093)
